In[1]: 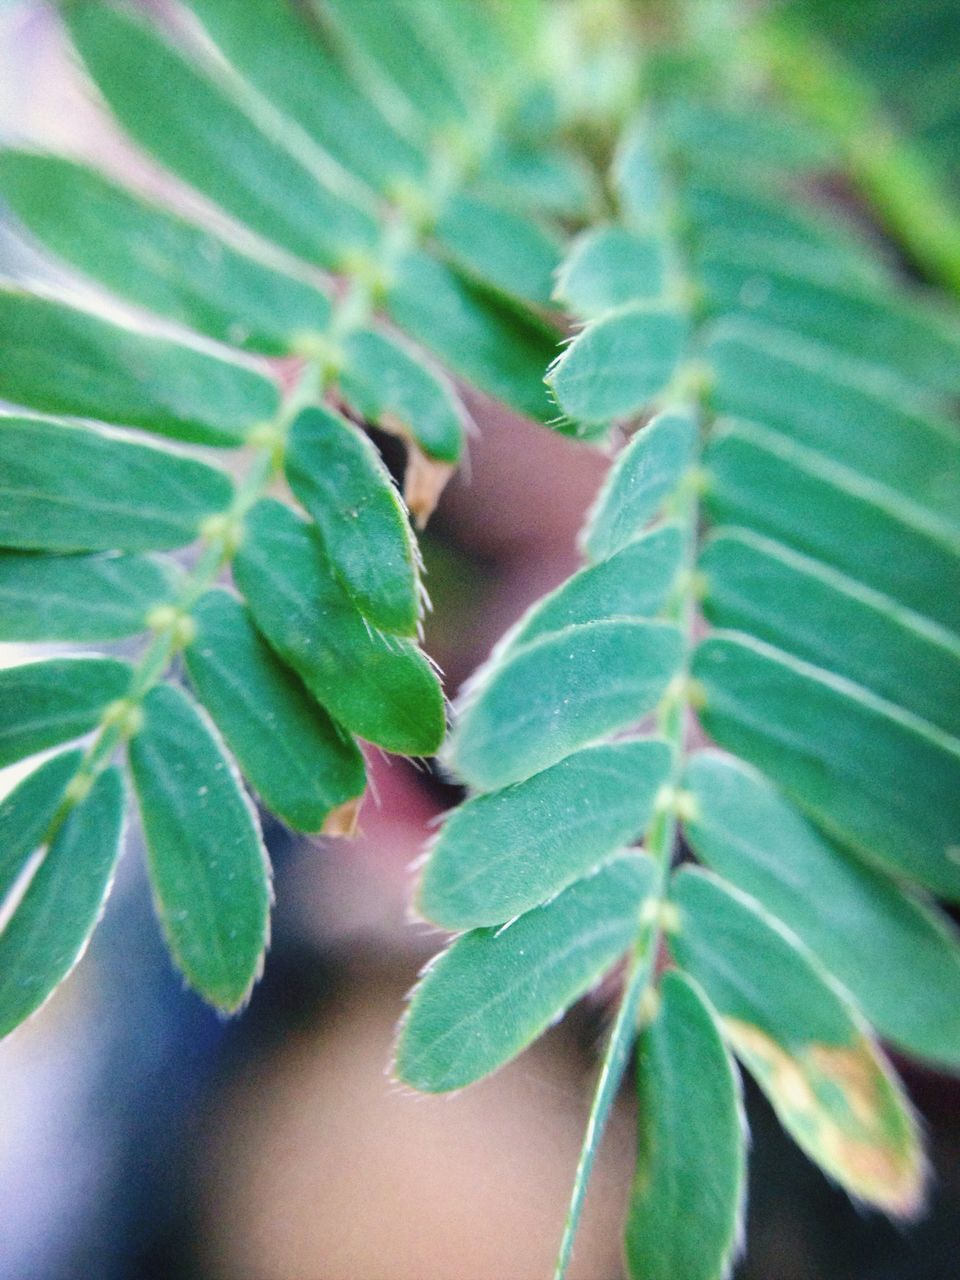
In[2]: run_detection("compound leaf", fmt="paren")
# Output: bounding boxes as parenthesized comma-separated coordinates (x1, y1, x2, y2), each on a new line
(387, 249, 558, 422)
(684, 751, 960, 1068)
(693, 632, 960, 899)
(339, 326, 464, 463)
(670, 868, 925, 1217)
(234, 499, 444, 756)
(684, 175, 882, 281)
(504, 523, 684, 656)
(548, 304, 690, 428)
(626, 970, 746, 1280)
(185, 0, 424, 194)
(128, 682, 271, 1012)
(433, 192, 561, 307)
(662, 98, 834, 179)
(0, 552, 176, 642)
(706, 318, 960, 531)
(704, 421, 960, 635)
(0, 285, 279, 447)
(0, 150, 333, 356)
(0, 417, 233, 553)
(65, 0, 377, 269)
(582, 410, 698, 562)
(396, 853, 655, 1092)
(0, 657, 132, 768)
(555, 226, 669, 318)
(285, 405, 419, 635)
(319, 0, 469, 128)
(0, 749, 84, 892)
(699, 250, 960, 396)
(418, 738, 671, 929)
(450, 619, 683, 792)
(185, 589, 365, 834)
(700, 528, 960, 738)
(478, 139, 594, 220)
(0, 765, 125, 1038)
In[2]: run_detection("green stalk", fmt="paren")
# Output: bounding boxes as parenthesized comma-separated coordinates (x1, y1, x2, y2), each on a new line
(552, 439, 702, 1280)
(553, 87, 717, 1274)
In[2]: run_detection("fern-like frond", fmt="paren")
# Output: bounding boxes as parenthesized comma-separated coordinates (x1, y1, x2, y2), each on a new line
(399, 76, 960, 1280)
(0, 0, 579, 1030)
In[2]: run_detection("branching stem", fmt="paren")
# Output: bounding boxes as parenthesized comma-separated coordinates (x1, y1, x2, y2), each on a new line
(551, 432, 702, 1280)
(30, 86, 508, 853)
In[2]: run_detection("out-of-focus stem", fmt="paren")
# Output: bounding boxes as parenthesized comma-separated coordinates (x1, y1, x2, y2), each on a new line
(753, 19, 960, 298)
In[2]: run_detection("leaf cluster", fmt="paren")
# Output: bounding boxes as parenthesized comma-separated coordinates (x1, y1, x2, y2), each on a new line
(1, 3, 959, 1277)
(398, 77, 960, 1280)
(0, 0, 574, 1021)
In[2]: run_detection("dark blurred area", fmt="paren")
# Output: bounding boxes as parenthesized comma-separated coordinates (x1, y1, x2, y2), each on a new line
(0, 2, 958, 1278)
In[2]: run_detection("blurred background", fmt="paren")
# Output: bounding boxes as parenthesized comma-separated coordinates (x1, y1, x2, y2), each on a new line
(0, 2, 959, 1278)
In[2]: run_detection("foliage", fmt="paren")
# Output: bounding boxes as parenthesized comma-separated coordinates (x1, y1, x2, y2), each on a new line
(397, 7, 960, 1278)
(1, 1, 959, 1276)
(0, 0, 568, 1015)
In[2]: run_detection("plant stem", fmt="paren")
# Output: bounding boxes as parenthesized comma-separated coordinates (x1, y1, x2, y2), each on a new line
(552, 430, 702, 1280)
(551, 931, 659, 1280)
(43, 352, 323, 835)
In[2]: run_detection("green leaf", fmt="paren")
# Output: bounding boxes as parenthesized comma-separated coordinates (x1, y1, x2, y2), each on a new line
(285, 405, 419, 634)
(0, 150, 333, 355)
(703, 420, 960, 634)
(554, 226, 669, 318)
(0, 417, 233, 553)
(0, 285, 279, 447)
(663, 98, 834, 178)
(684, 175, 882, 280)
(418, 738, 671, 929)
(234, 499, 444, 756)
(614, 124, 666, 226)
(478, 140, 595, 220)
(626, 971, 746, 1280)
(684, 751, 960, 1068)
(128, 682, 270, 1012)
(0, 657, 131, 768)
(700, 528, 960, 737)
(184, 0, 425, 194)
(0, 749, 83, 892)
(387, 249, 558, 422)
(185, 589, 365, 834)
(450, 619, 683, 791)
(548, 305, 690, 429)
(410, 0, 512, 85)
(699, 247, 960, 396)
(396, 853, 654, 1092)
(670, 868, 925, 1217)
(693, 632, 960, 899)
(64, 1, 378, 269)
(339, 327, 464, 463)
(433, 193, 561, 307)
(503, 524, 684, 655)
(319, 0, 469, 128)
(696, 228, 887, 293)
(706, 319, 960, 531)
(0, 765, 125, 1038)
(0, 552, 176, 641)
(698, 225, 887, 293)
(582, 410, 698, 562)
(553, 942, 656, 1280)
